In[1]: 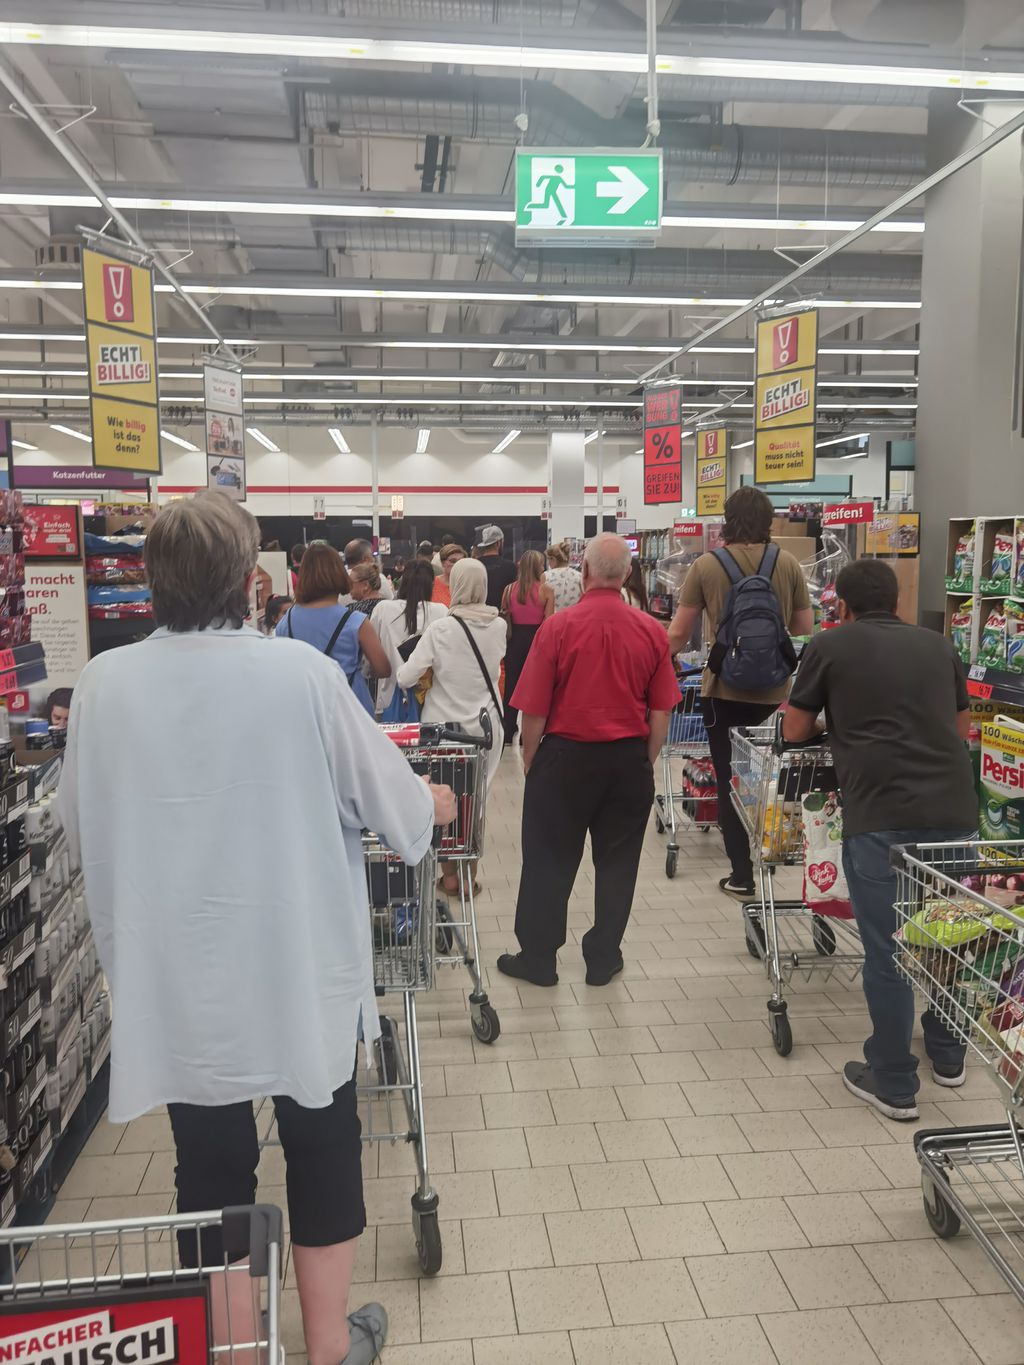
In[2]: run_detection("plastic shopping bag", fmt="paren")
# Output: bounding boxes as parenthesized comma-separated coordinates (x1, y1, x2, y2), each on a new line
(801, 791, 854, 919)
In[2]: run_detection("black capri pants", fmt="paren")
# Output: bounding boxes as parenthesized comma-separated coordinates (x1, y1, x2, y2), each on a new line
(168, 1074, 364, 1267)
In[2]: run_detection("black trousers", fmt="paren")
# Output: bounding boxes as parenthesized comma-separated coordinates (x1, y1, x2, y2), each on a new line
(514, 735, 654, 970)
(701, 696, 779, 885)
(168, 1074, 364, 1267)
(504, 622, 541, 742)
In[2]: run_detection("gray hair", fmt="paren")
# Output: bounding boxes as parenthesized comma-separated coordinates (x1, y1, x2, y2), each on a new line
(145, 490, 260, 631)
(584, 532, 632, 586)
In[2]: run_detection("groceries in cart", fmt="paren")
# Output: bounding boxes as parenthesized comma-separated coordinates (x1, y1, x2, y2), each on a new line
(801, 791, 854, 918)
(680, 756, 717, 826)
(802, 531, 850, 631)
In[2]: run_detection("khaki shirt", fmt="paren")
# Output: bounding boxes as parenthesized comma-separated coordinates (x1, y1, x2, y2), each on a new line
(680, 543, 811, 703)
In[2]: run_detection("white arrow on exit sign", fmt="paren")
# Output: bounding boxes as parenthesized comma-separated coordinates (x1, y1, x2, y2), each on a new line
(596, 165, 650, 215)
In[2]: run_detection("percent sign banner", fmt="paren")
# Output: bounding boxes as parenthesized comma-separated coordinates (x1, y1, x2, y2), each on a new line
(643, 385, 683, 505)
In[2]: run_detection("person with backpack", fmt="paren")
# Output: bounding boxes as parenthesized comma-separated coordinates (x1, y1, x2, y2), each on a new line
(277, 541, 391, 717)
(667, 487, 813, 897)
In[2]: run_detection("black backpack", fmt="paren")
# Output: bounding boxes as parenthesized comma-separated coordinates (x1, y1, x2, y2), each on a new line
(707, 545, 797, 692)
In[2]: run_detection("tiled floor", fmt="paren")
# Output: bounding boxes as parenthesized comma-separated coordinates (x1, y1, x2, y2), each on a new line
(53, 751, 1024, 1363)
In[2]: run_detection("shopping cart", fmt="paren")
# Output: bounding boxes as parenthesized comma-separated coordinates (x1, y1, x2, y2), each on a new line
(892, 840, 1024, 1299)
(731, 723, 863, 1055)
(382, 713, 500, 1044)
(654, 668, 715, 880)
(0, 1204, 283, 1363)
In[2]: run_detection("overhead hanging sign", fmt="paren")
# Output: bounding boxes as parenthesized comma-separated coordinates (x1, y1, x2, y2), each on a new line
(642, 385, 683, 506)
(754, 309, 818, 486)
(696, 427, 728, 517)
(515, 149, 662, 246)
(204, 362, 246, 502)
(82, 247, 161, 475)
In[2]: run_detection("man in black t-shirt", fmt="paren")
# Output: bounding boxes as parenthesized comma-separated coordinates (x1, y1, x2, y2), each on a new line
(784, 559, 977, 1122)
(477, 524, 517, 609)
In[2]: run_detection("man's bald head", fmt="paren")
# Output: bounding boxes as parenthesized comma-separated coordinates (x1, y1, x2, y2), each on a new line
(583, 533, 632, 589)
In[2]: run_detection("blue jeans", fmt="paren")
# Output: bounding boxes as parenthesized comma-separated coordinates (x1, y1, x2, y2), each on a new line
(842, 829, 970, 1099)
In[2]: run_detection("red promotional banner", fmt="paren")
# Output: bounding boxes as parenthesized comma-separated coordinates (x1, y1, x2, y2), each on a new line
(821, 501, 875, 527)
(643, 385, 683, 506)
(0, 1286, 210, 1365)
(21, 506, 81, 561)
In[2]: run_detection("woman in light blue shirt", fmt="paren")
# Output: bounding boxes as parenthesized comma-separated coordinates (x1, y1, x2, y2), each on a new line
(276, 541, 390, 714)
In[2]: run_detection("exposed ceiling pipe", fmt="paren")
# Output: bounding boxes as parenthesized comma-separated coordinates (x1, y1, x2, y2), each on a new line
(304, 75, 925, 188)
(335, 0, 603, 22)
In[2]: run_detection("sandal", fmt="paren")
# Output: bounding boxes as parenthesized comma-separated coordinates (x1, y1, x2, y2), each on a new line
(340, 1302, 388, 1364)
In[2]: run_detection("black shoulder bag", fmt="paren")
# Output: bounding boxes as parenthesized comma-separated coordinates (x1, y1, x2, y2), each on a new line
(288, 604, 360, 685)
(453, 616, 504, 723)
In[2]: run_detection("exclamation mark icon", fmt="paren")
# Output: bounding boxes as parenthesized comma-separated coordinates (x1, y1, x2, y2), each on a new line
(102, 263, 133, 323)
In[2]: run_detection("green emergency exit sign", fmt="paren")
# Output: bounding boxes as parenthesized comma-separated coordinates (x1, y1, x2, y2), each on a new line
(514, 149, 663, 246)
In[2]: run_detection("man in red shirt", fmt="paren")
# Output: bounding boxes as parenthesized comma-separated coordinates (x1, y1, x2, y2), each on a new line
(498, 534, 682, 987)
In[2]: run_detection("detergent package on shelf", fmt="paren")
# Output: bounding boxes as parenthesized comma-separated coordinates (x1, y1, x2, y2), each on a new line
(949, 599, 973, 664)
(979, 605, 1009, 669)
(979, 717, 1024, 841)
(983, 526, 1015, 595)
(946, 522, 976, 591)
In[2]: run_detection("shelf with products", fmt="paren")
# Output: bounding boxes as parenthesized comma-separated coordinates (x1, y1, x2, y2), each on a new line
(945, 516, 1024, 678)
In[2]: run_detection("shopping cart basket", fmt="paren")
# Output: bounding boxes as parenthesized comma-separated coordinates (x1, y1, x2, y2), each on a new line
(730, 723, 863, 1055)
(382, 713, 500, 1044)
(0, 1204, 283, 1363)
(892, 840, 1024, 1300)
(654, 668, 715, 880)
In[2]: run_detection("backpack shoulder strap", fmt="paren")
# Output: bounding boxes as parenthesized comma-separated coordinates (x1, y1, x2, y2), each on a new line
(453, 616, 504, 723)
(713, 547, 745, 586)
(758, 543, 781, 580)
(286, 609, 294, 638)
(324, 604, 358, 657)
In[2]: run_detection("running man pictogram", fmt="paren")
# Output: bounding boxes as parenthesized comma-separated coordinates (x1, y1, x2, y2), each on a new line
(525, 161, 574, 225)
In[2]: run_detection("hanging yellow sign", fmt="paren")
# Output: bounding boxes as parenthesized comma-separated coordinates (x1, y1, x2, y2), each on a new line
(82, 247, 161, 475)
(696, 427, 728, 516)
(754, 309, 818, 485)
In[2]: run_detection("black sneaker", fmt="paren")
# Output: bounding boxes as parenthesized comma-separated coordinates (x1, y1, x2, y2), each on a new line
(842, 1061, 919, 1121)
(931, 1060, 967, 1088)
(719, 876, 755, 898)
(585, 956, 624, 987)
(496, 952, 558, 987)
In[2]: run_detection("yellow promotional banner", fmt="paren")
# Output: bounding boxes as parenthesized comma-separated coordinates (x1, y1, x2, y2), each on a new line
(754, 307, 818, 486)
(755, 309, 818, 376)
(755, 427, 815, 484)
(82, 246, 161, 475)
(696, 427, 728, 516)
(755, 370, 816, 430)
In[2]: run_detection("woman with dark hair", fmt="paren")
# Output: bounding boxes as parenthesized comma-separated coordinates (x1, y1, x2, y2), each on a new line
(368, 560, 445, 716)
(501, 549, 554, 745)
(667, 486, 813, 897)
(276, 542, 390, 716)
(263, 594, 292, 635)
(621, 558, 649, 612)
(44, 687, 74, 728)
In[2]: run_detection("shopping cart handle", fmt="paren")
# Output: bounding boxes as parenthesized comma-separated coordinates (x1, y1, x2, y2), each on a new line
(435, 709, 493, 751)
(771, 711, 828, 754)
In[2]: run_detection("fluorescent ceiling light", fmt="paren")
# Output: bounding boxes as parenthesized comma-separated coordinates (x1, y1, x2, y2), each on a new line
(0, 276, 922, 311)
(661, 213, 923, 235)
(583, 430, 601, 445)
(816, 431, 870, 450)
(328, 428, 351, 453)
(491, 430, 520, 453)
(160, 429, 200, 451)
(49, 423, 90, 442)
(415, 428, 430, 453)
(680, 430, 694, 440)
(733, 439, 755, 449)
(248, 426, 280, 452)
(11, 438, 37, 450)
(835, 450, 871, 460)
(5, 23, 1024, 92)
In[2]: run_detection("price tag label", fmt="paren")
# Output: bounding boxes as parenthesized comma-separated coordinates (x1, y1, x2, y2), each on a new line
(967, 680, 993, 700)
(968, 663, 987, 682)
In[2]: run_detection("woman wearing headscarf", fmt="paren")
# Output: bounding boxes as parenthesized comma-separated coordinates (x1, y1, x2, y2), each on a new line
(397, 558, 506, 894)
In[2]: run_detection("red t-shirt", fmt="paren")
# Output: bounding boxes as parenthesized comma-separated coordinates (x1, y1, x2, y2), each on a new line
(510, 588, 682, 741)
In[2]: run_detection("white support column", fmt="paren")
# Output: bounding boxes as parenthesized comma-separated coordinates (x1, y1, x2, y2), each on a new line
(548, 431, 586, 542)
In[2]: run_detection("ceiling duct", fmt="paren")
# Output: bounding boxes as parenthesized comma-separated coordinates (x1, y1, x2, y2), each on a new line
(304, 74, 925, 187)
(650, 73, 928, 106)
(338, 0, 599, 22)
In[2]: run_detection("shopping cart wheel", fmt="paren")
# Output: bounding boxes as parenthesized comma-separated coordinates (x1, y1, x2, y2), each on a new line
(655, 812, 665, 834)
(768, 1003, 793, 1057)
(745, 918, 766, 960)
(922, 1170, 961, 1240)
(700, 825, 711, 834)
(811, 917, 837, 957)
(435, 899, 454, 955)
(376, 1019, 400, 1088)
(471, 997, 501, 1044)
(412, 1193, 443, 1275)
(665, 847, 678, 879)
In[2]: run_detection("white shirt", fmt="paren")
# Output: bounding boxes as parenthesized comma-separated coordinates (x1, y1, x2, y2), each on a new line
(371, 598, 447, 713)
(545, 566, 583, 612)
(57, 623, 434, 1121)
(396, 615, 507, 784)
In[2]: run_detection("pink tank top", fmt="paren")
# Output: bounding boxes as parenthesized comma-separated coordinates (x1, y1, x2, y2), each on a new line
(508, 584, 546, 625)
